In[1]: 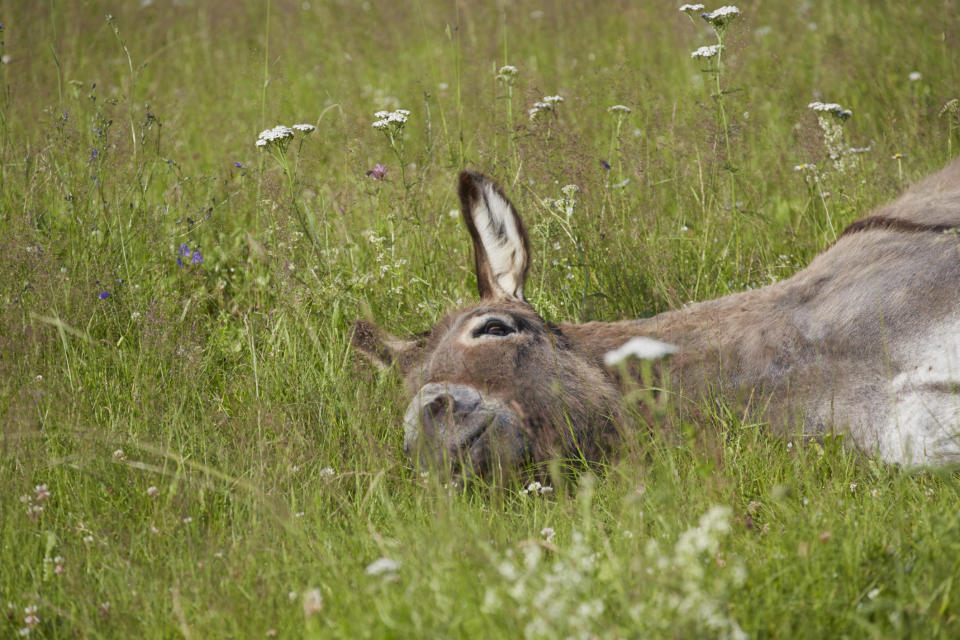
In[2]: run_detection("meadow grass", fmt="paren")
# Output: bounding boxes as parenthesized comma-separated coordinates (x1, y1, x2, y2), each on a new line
(2, 1, 960, 637)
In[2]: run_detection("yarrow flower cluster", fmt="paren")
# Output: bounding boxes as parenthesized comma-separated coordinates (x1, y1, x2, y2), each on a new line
(496, 65, 519, 84)
(255, 123, 314, 148)
(691, 44, 723, 59)
(678, 3, 705, 13)
(371, 109, 410, 130)
(805, 101, 864, 172)
(521, 481, 554, 496)
(529, 95, 563, 120)
(608, 104, 631, 114)
(528, 102, 552, 120)
(808, 101, 853, 119)
(701, 5, 741, 26)
(543, 184, 581, 219)
(256, 125, 292, 147)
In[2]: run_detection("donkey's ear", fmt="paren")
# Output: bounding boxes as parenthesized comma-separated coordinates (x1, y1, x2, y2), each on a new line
(457, 171, 531, 300)
(351, 320, 425, 374)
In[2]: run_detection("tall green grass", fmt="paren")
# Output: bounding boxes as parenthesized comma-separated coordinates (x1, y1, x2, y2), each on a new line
(2, 1, 959, 637)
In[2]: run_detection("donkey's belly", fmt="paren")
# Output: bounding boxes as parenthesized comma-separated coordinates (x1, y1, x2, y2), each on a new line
(875, 316, 960, 466)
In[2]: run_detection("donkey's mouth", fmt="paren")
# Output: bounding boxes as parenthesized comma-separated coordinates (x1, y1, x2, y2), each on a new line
(403, 383, 526, 475)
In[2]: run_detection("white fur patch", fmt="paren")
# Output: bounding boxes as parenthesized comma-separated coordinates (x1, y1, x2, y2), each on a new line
(474, 182, 526, 299)
(877, 316, 960, 465)
(604, 337, 679, 367)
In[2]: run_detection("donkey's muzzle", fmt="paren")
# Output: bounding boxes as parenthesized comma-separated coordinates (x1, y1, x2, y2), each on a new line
(403, 383, 524, 473)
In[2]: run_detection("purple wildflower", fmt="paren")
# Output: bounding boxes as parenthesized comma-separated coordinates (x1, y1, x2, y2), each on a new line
(98, 291, 110, 300)
(234, 162, 243, 168)
(601, 160, 611, 170)
(190, 250, 203, 265)
(178, 244, 191, 257)
(92, 149, 99, 160)
(366, 164, 388, 180)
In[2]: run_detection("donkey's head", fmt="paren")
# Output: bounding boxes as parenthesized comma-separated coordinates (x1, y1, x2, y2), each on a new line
(353, 172, 628, 478)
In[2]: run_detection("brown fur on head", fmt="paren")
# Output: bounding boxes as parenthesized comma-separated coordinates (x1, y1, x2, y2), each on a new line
(351, 172, 636, 478)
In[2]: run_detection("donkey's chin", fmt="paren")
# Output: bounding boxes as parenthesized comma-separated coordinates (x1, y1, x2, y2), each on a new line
(402, 383, 527, 479)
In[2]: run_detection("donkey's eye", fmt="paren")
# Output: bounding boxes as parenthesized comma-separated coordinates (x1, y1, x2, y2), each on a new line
(475, 318, 515, 337)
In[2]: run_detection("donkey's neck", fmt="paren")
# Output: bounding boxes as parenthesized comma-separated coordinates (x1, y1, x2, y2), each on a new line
(559, 283, 799, 393)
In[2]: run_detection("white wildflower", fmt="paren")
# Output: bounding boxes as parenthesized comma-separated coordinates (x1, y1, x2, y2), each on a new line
(908, 71, 922, 82)
(808, 101, 852, 119)
(560, 184, 579, 198)
(146, 485, 159, 498)
(112, 449, 126, 460)
(701, 5, 741, 26)
(365, 557, 400, 576)
(497, 65, 518, 78)
(521, 481, 554, 496)
(868, 587, 880, 599)
(543, 95, 564, 104)
(540, 527, 556, 543)
(678, 3, 705, 13)
(318, 467, 335, 477)
(691, 44, 723, 60)
(603, 337, 679, 366)
(292, 123, 316, 132)
(528, 101, 553, 120)
(608, 104, 631, 114)
(255, 125, 296, 148)
(372, 109, 410, 130)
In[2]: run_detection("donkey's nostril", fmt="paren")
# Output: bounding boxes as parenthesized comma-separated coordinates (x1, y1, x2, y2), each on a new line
(425, 394, 452, 420)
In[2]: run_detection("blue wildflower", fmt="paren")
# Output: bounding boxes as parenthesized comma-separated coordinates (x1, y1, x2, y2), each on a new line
(234, 161, 243, 168)
(190, 250, 203, 265)
(178, 244, 191, 257)
(601, 160, 611, 170)
(98, 291, 110, 300)
(92, 149, 99, 160)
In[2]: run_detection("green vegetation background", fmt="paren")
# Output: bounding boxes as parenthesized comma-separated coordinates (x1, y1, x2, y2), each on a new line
(2, 0, 959, 637)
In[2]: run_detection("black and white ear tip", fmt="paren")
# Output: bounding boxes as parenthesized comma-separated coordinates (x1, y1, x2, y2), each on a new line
(457, 171, 529, 300)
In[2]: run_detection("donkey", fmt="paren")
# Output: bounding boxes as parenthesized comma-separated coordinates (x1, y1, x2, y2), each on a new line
(353, 160, 960, 476)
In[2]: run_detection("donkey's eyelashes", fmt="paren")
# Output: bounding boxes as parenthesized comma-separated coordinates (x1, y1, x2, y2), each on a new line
(474, 318, 516, 338)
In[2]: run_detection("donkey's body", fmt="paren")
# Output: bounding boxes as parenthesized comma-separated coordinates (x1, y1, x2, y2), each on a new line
(355, 160, 960, 473)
